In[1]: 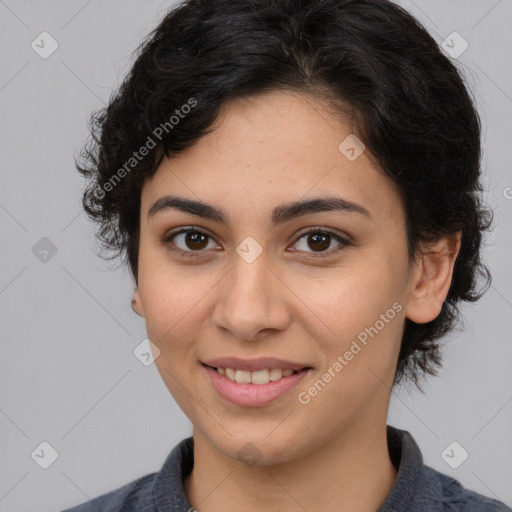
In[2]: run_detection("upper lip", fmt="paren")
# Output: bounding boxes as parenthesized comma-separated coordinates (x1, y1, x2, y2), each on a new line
(202, 357, 311, 372)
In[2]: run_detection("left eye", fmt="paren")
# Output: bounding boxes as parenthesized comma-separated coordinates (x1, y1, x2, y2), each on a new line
(290, 229, 351, 256)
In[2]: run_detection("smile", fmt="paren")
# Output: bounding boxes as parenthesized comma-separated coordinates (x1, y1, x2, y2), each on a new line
(214, 366, 296, 384)
(202, 363, 311, 407)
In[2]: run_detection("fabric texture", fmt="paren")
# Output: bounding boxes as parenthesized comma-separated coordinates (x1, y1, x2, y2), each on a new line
(61, 426, 511, 511)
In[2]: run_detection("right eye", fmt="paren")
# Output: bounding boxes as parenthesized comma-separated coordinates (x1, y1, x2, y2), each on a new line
(162, 228, 220, 258)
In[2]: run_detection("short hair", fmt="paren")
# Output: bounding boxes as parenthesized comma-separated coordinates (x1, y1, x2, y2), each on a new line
(76, 0, 493, 387)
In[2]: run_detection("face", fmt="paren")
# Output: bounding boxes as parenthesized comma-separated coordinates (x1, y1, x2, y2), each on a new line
(133, 91, 422, 465)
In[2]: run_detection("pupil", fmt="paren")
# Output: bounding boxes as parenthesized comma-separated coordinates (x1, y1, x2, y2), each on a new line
(187, 232, 207, 250)
(309, 233, 329, 251)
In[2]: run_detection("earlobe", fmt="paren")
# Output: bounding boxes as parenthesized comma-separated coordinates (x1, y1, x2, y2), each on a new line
(131, 289, 145, 317)
(405, 232, 462, 324)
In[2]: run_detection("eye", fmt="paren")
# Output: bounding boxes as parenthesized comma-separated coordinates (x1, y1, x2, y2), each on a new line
(162, 226, 352, 259)
(162, 228, 219, 258)
(288, 228, 352, 257)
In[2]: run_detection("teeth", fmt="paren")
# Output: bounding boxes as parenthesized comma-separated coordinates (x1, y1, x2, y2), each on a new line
(269, 368, 283, 381)
(235, 370, 252, 384)
(216, 367, 298, 384)
(251, 369, 270, 385)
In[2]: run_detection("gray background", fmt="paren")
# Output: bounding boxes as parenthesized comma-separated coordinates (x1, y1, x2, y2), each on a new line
(0, 1, 511, 510)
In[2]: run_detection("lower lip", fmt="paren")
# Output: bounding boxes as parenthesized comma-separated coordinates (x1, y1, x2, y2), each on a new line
(203, 365, 310, 407)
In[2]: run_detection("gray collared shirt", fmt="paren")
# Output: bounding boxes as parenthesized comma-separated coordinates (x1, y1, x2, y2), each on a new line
(61, 426, 511, 511)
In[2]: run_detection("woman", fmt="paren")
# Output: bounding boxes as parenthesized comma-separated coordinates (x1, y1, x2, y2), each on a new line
(63, 0, 509, 510)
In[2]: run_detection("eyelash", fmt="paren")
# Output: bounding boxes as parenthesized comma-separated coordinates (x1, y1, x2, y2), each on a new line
(162, 226, 352, 259)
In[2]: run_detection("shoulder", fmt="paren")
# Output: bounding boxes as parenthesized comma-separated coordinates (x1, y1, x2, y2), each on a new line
(59, 437, 194, 512)
(419, 464, 511, 511)
(60, 473, 157, 512)
(383, 427, 510, 512)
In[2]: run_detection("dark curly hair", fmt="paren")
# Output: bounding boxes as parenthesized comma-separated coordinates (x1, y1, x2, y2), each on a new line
(76, 0, 494, 387)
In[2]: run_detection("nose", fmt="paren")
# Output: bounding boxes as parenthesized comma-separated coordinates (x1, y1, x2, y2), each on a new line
(211, 248, 292, 342)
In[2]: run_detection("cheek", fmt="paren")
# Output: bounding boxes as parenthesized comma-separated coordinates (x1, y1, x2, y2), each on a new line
(288, 259, 406, 397)
(137, 252, 211, 342)
(292, 261, 403, 337)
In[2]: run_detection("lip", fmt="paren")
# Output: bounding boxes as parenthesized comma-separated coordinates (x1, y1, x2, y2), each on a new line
(202, 357, 310, 372)
(203, 364, 311, 407)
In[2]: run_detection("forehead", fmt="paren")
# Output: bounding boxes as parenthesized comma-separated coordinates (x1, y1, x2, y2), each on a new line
(141, 91, 404, 226)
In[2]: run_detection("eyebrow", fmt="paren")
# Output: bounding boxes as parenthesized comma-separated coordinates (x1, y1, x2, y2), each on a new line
(147, 195, 372, 226)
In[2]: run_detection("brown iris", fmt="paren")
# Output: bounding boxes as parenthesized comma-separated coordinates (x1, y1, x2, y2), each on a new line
(185, 231, 209, 250)
(307, 232, 331, 252)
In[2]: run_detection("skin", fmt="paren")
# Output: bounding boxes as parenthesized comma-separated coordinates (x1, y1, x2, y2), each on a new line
(132, 90, 461, 512)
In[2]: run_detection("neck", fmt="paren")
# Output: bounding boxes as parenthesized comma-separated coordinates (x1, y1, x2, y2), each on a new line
(184, 417, 397, 512)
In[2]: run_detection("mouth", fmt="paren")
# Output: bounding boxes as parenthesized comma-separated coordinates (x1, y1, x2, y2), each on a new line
(201, 359, 313, 407)
(204, 365, 301, 384)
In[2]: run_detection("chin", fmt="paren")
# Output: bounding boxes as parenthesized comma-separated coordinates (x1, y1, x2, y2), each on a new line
(204, 428, 309, 467)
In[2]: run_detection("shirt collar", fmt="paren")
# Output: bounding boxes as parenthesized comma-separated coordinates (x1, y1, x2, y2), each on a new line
(153, 425, 424, 511)
(376, 425, 424, 511)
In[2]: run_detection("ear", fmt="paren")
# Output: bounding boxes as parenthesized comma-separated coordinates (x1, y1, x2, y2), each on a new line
(132, 288, 145, 317)
(405, 232, 462, 324)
